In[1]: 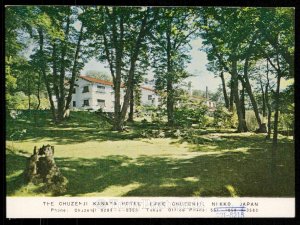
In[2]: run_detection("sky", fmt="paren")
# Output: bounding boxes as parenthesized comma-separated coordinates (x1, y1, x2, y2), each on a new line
(82, 37, 221, 92)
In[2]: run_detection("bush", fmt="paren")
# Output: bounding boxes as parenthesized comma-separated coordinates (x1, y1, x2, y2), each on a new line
(279, 112, 294, 133)
(213, 106, 235, 128)
(173, 104, 208, 128)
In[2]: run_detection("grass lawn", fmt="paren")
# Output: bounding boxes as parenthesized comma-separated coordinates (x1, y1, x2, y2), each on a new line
(6, 110, 294, 197)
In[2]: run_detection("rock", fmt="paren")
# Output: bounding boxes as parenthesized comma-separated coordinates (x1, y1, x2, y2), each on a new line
(24, 145, 68, 195)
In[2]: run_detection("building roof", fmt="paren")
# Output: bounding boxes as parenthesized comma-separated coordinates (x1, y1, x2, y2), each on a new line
(80, 75, 114, 86)
(79, 75, 155, 92)
(141, 86, 155, 92)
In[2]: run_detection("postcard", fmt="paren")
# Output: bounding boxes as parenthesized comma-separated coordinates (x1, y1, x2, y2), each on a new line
(5, 5, 295, 218)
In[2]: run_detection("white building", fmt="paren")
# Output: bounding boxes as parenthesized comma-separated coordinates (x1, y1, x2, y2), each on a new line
(70, 75, 160, 112)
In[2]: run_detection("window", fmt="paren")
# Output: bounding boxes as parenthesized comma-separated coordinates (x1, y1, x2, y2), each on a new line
(82, 86, 89, 93)
(148, 95, 152, 100)
(72, 88, 76, 94)
(83, 99, 89, 106)
(73, 101, 76, 107)
(97, 85, 105, 93)
(97, 99, 105, 108)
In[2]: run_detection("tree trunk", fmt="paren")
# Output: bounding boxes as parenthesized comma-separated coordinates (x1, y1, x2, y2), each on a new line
(260, 78, 267, 118)
(65, 24, 84, 116)
(242, 57, 266, 133)
(128, 87, 134, 122)
(51, 42, 60, 110)
(112, 9, 124, 131)
(166, 22, 174, 126)
(57, 9, 71, 122)
(167, 79, 174, 126)
(272, 73, 281, 148)
(229, 77, 234, 112)
(240, 87, 245, 120)
(232, 59, 248, 132)
(38, 28, 56, 123)
(113, 81, 122, 131)
(119, 10, 149, 129)
(265, 73, 272, 140)
(36, 71, 41, 110)
(220, 71, 230, 109)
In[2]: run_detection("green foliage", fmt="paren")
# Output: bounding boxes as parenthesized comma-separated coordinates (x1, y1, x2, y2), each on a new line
(7, 91, 49, 110)
(173, 100, 208, 128)
(213, 106, 234, 128)
(278, 103, 294, 133)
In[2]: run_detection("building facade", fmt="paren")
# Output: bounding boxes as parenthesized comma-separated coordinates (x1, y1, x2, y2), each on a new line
(70, 76, 159, 112)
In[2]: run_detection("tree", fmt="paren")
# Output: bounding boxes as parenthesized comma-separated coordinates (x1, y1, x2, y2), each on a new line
(5, 7, 29, 109)
(27, 6, 89, 122)
(199, 7, 250, 132)
(84, 6, 157, 130)
(150, 8, 197, 126)
(255, 8, 294, 149)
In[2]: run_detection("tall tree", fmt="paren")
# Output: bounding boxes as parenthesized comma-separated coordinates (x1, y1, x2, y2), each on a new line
(5, 7, 30, 109)
(255, 8, 294, 149)
(150, 8, 197, 126)
(27, 6, 89, 122)
(84, 6, 156, 130)
(199, 7, 250, 132)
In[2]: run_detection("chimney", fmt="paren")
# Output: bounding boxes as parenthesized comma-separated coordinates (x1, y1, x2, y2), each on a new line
(206, 86, 208, 99)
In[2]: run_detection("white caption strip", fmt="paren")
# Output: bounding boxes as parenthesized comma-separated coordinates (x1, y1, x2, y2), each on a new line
(7, 197, 295, 218)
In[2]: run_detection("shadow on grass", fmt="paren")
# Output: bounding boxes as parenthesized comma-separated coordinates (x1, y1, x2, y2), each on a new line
(173, 133, 292, 153)
(6, 138, 294, 197)
(6, 111, 144, 144)
(6, 150, 28, 195)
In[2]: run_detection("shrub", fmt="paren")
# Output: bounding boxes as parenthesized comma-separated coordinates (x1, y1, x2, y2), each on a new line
(213, 106, 234, 128)
(172, 101, 207, 128)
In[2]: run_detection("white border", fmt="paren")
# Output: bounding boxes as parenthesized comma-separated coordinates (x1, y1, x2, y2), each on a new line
(6, 197, 295, 218)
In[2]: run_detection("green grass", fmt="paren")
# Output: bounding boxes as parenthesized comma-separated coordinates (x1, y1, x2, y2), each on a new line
(6, 110, 294, 197)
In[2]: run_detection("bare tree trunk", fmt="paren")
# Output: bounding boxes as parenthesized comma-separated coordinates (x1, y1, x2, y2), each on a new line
(232, 59, 248, 132)
(272, 73, 281, 149)
(265, 69, 272, 140)
(260, 78, 267, 118)
(51, 42, 60, 109)
(36, 71, 41, 110)
(128, 87, 134, 122)
(240, 87, 246, 120)
(229, 77, 234, 112)
(220, 71, 229, 109)
(167, 79, 174, 126)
